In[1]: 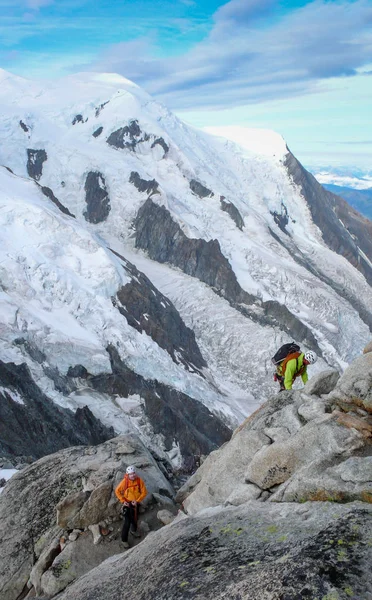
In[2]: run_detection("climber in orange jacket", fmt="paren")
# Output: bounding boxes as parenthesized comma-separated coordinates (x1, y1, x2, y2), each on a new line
(115, 465, 147, 548)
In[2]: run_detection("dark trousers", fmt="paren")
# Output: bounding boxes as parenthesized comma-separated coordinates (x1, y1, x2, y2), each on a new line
(121, 505, 138, 542)
(275, 374, 286, 391)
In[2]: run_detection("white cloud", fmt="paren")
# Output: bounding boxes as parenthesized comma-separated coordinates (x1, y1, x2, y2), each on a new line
(89, 0, 372, 111)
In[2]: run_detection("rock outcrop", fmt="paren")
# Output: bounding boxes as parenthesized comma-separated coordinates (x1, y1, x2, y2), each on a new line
(129, 171, 159, 196)
(2, 350, 372, 599)
(26, 148, 47, 181)
(220, 197, 244, 230)
(177, 350, 372, 513)
(50, 501, 372, 600)
(39, 185, 75, 218)
(106, 120, 144, 150)
(189, 179, 213, 198)
(86, 345, 231, 461)
(0, 360, 114, 461)
(72, 114, 88, 125)
(0, 435, 176, 600)
(19, 120, 29, 133)
(83, 171, 111, 223)
(134, 198, 320, 353)
(106, 120, 169, 158)
(92, 126, 103, 138)
(113, 251, 207, 372)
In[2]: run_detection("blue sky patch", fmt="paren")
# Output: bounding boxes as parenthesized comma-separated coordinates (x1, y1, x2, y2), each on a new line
(1, 0, 372, 168)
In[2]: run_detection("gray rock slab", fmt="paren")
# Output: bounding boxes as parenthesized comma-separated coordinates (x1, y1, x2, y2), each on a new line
(297, 397, 327, 421)
(181, 428, 270, 514)
(157, 510, 175, 525)
(271, 457, 372, 504)
(224, 483, 262, 506)
(54, 501, 372, 600)
(57, 491, 89, 528)
(0, 434, 174, 600)
(303, 369, 340, 396)
(245, 416, 364, 490)
(328, 353, 372, 412)
(333, 456, 372, 483)
(29, 531, 63, 595)
(40, 531, 123, 596)
(152, 492, 176, 508)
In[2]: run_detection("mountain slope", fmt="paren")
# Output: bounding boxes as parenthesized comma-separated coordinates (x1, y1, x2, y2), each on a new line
(1, 69, 372, 464)
(321, 183, 372, 221)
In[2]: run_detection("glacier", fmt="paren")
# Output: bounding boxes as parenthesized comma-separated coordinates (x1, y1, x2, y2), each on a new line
(0, 68, 371, 464)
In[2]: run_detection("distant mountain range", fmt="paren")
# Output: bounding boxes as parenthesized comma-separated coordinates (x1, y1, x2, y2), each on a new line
(310, 167, 372, 221)
(321, 184, 372, 221)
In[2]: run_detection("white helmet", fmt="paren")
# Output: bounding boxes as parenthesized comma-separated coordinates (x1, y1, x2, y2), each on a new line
(304, 351, 317, 364)
(126, 465, 136, 474)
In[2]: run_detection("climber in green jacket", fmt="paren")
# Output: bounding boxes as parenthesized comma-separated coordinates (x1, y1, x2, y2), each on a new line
(275, 350, 317, 391)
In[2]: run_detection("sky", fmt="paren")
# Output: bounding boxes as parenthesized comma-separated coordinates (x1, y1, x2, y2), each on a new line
(1, 0, 372, 171)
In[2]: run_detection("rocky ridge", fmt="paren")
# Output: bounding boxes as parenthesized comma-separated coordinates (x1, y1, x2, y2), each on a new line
(1, 345, 372, 599)
(0, 435, 177, 600)
(177, 343, 372, 514)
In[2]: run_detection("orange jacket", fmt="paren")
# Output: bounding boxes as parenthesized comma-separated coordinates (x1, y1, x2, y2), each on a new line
(115, 474, 147, 504)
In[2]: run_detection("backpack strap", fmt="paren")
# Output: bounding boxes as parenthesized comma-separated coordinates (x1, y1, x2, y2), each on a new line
(279, 352, 301, 376)
(293, 361, 306, 380)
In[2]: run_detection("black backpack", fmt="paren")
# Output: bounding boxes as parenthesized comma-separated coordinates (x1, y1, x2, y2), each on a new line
(271, 342, 300, 366)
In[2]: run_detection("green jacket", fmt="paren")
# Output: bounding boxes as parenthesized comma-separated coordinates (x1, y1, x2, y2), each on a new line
(279, 353, 308, 390)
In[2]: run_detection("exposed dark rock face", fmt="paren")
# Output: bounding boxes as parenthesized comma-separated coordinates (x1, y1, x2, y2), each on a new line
(112, 250, 206, 372)
(271, 202, 289, 234)
(92, 127, 103, 138)
(134, 199, 245, 298)
(54, 502, 372, 600)
(189, 179, 214, 198)
(43, 364, 76, 395)
(107, 120, 145, 150)
(151, 137, 169, 155)
(14, 337, 46, 364)
(129, 171, 159, 196)
(39, 185, 75, 218)
(19, 120, 29, 133)
(27, 149, 47, 181)
(261, 300, 319, 352)
(88, 346, 231, 460)
(0, 360, 114, 461)
(95, 100, 109, 117)
(107, 120, 168, 157)
(134, 199, 320, 352)
(67, 365, 89, 378)
(72, 114, 86, 125)
(220, 197, 244, 230)
(83, 171, 111, 223)
(284, 151, 372, 285)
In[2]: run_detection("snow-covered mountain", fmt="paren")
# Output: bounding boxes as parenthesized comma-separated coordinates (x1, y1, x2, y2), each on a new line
(1, 68, 372, 467)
